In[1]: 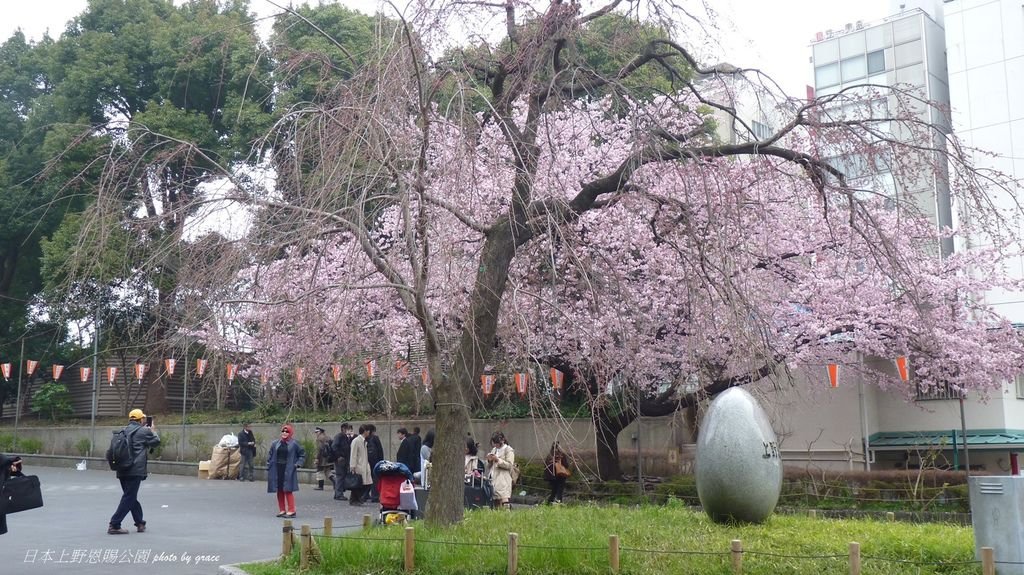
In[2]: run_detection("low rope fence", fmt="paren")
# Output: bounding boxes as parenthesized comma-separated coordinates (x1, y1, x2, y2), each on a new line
(277, 515, 1004, 574)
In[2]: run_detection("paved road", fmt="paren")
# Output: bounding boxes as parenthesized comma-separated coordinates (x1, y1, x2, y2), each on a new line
(2, 465, 371, 575)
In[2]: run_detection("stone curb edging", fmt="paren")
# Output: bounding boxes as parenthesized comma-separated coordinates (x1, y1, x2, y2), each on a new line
(218, 558, 278, 575)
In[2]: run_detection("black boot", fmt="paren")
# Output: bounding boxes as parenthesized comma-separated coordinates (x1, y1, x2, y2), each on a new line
(315, 480, 324, 491)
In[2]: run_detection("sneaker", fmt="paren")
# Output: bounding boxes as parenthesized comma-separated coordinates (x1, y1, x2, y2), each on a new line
(276, 511, 287, 518)
(284, 512, 296, 518)
(334, 495, 348, 501)
(135, 523, 146, 533)
(107, 525, 129, 535)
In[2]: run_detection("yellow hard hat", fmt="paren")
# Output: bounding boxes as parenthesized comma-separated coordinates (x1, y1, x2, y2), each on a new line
(128, 408, 146, 421)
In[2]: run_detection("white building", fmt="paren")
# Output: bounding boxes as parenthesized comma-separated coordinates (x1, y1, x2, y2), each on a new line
(765, 1, 1024, 473)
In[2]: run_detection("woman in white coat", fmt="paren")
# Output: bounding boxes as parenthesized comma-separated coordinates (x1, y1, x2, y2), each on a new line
(348, 425, 372, 505)
(485, 431, 515, 510)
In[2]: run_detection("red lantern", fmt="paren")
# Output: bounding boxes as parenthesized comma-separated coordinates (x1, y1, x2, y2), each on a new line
(481, 374, 495, 396)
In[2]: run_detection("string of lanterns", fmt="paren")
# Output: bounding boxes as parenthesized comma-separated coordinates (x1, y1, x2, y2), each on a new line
(0, 358, 568, 397)
(0, 356, 916, 394)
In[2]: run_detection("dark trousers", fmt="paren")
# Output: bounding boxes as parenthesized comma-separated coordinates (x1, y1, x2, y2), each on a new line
(240, 452, 255, 481)
(547, 477, 566, 503)
(333, 458, 348, 499)
(110, 477, 144, 528)
(349, 484, 368, 505)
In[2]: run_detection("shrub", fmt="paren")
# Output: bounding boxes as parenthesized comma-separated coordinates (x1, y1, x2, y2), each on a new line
(75, 437, 91, 457)
(189, 433, 209, 461)
(30, 382, 74, 421)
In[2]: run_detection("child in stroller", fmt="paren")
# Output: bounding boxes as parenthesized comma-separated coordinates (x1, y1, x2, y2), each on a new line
(372, 460, 417, 524)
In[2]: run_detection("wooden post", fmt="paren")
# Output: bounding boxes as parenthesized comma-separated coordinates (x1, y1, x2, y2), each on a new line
(848, 542, 860, 575)
(282, 520, 294, 557)
(404, 526, 415, 573)
(981, 547, 995, 575)
(609, 535, 620, 573)
(300, 524, 312, 570)
(730, 539, 742, 574)
(324, 517, 333, 537)
(508, 532, 519, 575)
(363, 513, 372, 529)
(808, 509, 817, 519)
(886, 512, 895, 522)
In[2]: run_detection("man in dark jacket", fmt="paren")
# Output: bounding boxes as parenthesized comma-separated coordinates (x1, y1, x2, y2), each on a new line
(395, 428, 419, 473)
(106, 408, 160, 534)
(0, 453, 16, 535)
(365, 424, 384, 502)
(409, 427, 423, 472)
(331, 423, 353, 501)
(237, 423, 256, 481)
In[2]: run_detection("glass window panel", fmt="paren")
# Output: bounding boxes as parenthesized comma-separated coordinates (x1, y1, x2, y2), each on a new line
(813, 40, 840, 64)
(896, 62, 925, 87)
(894, 39, 923, 67)
(866, 24, 891, 50)
(893, 16, 921, 44)
(815, 62, 840, 87)
(841, 56, 867, 82)
(839, 32, 866, 57)
(867, 50, 885, 74)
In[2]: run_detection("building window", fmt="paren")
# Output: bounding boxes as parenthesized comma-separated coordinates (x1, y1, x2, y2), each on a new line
(815, 63, 840, 88)
(751, 120, 772, 140)
(867, 50, 885, 75)
(916, 381, 964, 401)
(841, 56, 867, 82)
(813, 40, 840, 64)
(1016, 374, 1024, 399)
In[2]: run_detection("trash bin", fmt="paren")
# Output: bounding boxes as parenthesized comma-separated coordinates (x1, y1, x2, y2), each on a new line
(969, 476, 1024, 575)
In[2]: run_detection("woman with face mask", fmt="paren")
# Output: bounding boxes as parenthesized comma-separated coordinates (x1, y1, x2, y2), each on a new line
(267, 424, 306, 518)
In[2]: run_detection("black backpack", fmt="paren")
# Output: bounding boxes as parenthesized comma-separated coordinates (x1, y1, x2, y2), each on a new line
(107, 427, 138, 471)
(319, 441, 335, 463)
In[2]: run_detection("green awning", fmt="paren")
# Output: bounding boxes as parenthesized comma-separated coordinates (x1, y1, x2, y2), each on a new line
(868, 429, 1024, 450)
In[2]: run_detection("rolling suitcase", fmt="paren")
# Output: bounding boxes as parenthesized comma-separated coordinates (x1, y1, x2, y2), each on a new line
(463, 475, 489, 509)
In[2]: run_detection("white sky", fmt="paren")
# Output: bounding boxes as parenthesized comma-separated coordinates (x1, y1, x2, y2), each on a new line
(3, 0, 890, 98)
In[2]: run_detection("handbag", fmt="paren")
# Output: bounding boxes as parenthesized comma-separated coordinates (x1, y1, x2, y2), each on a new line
(553, 460, 572, 479)
(342, 473, 363, 490)
(2, 475, 44, 514)
(399, 480, 418, 511)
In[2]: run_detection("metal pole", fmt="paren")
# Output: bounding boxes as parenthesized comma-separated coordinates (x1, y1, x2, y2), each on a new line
(89, 315, 99, 455)
(959, 394, 971, 477)
(858, 354, 871, 471)
(14, 339, 24, 441)
(181, 343, 188, 461)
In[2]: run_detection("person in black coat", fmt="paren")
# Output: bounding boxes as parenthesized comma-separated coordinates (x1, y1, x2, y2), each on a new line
(107, 408, 160, 534)
(395, 428, 420, 473)
(0, 453, 17, 535)
(409, 427, 423, 468)
(331, 423, 353, 500)
(267, 423, 305, 518)
(237, 423, 256, 481)
(365, 424, 384, 502)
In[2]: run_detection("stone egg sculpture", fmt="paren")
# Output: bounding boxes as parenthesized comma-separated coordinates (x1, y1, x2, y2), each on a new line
(696, 387, 782, 523)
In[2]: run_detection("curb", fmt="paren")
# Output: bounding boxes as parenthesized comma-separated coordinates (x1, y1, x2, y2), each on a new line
(218, 558, 278, 575)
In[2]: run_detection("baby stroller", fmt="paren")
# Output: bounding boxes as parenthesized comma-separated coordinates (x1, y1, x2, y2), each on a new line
(372, 460, 418, 525)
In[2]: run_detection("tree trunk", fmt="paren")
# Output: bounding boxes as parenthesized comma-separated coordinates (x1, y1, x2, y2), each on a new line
(594, 405, 631, 481)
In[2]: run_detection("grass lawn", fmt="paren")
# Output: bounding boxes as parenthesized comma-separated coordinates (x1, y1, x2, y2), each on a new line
(242, 503, 978, 575)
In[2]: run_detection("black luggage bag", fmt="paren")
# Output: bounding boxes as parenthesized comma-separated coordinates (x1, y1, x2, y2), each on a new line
(2, 475, 44, 514)
(464, 475, 490, 509)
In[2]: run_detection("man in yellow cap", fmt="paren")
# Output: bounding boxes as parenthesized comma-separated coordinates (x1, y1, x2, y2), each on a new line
(106, 408, 160, 534)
